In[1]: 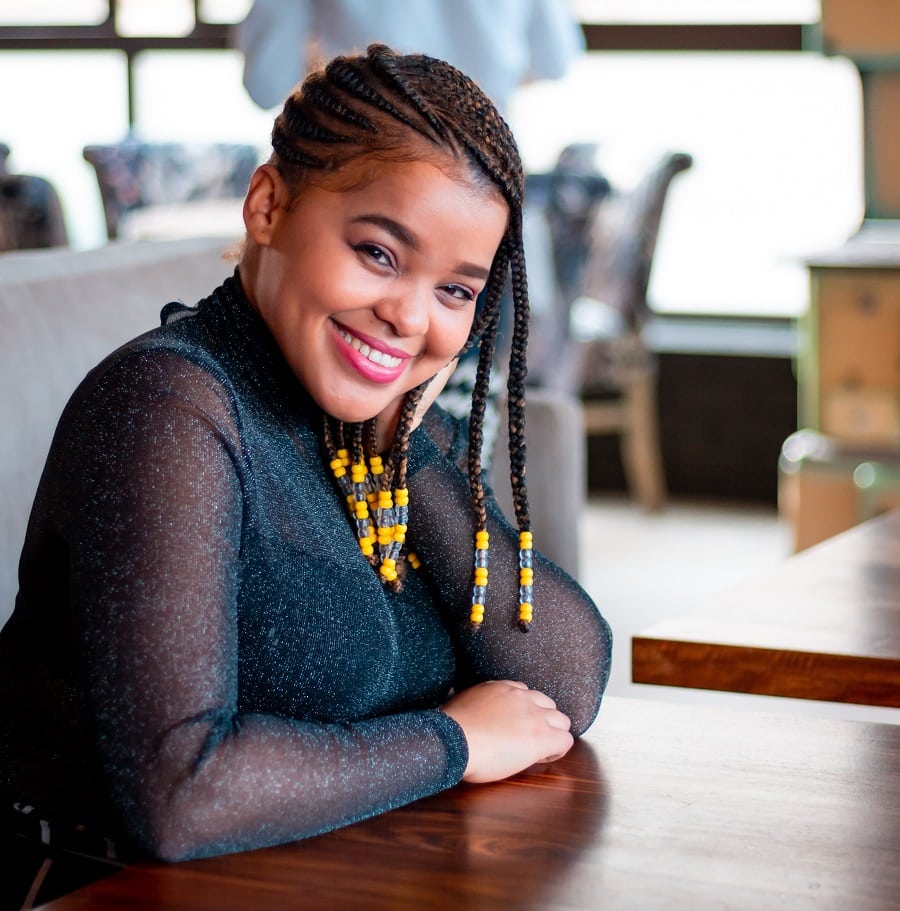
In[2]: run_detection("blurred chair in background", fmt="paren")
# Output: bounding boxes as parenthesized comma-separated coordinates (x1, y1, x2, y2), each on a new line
(0, 142, 69, 252)
(83, 140, 260, 241)
(525, 148, 693, 511)
(523, 144, 610, 389)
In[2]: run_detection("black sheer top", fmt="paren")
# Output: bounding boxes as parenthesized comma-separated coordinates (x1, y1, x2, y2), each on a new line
(0, 273, 611, 862)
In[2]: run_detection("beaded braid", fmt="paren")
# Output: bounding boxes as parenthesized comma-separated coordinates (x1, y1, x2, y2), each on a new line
(505, 230, 535, 630)
(276, 44, 534, 630)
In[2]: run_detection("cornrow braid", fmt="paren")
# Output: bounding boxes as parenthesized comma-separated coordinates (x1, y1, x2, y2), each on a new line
(301, 82, 378, 134)
(325, 56, 430, 141)
(366, 47, 450, 144)
(283, 45, 534, 630)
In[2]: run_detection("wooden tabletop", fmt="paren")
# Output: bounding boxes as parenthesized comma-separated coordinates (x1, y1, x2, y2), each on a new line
(43, 696, 900, 911)
(632, 509, 900, 707)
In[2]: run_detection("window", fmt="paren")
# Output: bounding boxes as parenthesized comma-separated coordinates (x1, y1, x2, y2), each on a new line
(0, 0, 865, 318)
(509, 50, 862, 317)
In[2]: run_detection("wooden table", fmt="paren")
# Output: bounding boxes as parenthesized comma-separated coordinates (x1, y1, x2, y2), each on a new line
(632, 509, 900, 707)
(43, 697, 900, 911)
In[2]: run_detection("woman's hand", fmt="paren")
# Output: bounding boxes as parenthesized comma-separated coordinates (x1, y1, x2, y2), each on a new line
(374, 357, 459, 451)
(440, 680, 574, 783)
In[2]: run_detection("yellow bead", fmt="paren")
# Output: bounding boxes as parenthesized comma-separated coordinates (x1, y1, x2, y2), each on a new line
(474, 568, 488, 583)
(408, 552, 422, 569)
(333, 466, 346, 478)
(369, 456, 384, 474)
(393, 532, 406, 544)
(475, 530, 490, 549)
(519, 531, 533, 548)
(520, 568, 534, 583)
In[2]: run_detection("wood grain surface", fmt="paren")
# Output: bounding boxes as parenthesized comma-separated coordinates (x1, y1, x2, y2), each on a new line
(42, 697, 900, 910)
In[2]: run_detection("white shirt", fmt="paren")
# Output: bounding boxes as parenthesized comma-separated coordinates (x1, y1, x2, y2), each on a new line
(233, 0, 584, 111)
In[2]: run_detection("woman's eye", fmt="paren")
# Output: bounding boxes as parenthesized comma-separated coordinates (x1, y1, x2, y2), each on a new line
(355, 243, 394, 269)
(442, 284, 476, 303)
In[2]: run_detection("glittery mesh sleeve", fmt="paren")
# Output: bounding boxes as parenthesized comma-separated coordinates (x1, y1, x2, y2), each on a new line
(47, 349, 467, 861)
(413, 408, 612, 735)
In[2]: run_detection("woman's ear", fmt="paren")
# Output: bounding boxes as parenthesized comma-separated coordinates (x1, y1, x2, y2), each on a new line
(243, 164, 289, 245)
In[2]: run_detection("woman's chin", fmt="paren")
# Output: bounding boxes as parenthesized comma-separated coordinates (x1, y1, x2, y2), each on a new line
(317, 396, 389, 427)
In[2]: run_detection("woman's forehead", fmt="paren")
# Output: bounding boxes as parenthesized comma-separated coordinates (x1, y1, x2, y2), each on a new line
(290, 146, 503, 208)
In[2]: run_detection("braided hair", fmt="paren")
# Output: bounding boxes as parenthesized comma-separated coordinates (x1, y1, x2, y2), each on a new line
(271, 44, 533, 630)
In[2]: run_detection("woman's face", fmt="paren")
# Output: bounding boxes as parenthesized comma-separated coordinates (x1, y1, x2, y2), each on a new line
(243, 158, 508, 426)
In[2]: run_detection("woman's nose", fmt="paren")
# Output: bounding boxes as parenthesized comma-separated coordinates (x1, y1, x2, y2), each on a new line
(373, 285, 430, 337)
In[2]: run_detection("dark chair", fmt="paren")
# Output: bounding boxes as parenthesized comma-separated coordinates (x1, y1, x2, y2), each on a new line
(0, 143, 69, 252)
(83, 139, 260, 240)
(524, 149, 693, 511)
(523, 150, 611, 387)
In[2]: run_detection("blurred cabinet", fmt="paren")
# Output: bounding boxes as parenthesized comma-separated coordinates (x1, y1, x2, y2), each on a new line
(819, 0, 900, 219)
(821, 0, 900, 57)
(802, 230, 900, 447)
(786, 227, 900, 550)
(779, 429, 900, 551)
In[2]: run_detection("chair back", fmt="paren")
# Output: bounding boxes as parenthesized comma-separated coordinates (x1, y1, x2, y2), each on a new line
(579, 151, 693, 332)
(0, 146, 69, 252)
(83, 140, 260, 239)
(523, 148, 610, 388)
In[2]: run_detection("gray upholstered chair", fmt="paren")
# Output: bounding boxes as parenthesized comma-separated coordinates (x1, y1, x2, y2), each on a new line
(83, 139, 259, 240)
(0, 144, 69, 252)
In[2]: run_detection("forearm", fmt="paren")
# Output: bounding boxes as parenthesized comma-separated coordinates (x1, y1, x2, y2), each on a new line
(111, 707, 467, 861)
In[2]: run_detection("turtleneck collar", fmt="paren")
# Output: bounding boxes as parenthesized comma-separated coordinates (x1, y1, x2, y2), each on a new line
(196, 267, 321, 427)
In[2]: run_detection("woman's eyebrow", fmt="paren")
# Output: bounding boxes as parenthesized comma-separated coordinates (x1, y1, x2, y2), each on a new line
(351, 214, 418, 250)
(351, 213, 491, 280)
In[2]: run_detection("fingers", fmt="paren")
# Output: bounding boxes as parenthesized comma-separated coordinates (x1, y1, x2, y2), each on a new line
(504, 680, 529, 692)
(498, 680, 561, 715)
(441, 680, 574, 783)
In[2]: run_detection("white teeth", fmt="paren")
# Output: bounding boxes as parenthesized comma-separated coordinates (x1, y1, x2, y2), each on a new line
(338, 328, 402, 369)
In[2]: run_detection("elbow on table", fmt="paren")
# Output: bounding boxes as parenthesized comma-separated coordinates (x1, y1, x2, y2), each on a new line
(126, 792, 229, 864)
(569, 612, 613, 738)
(133, 814, 207, 864)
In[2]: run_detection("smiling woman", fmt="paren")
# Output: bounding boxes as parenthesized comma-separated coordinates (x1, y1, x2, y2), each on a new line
(0, 43, 611, 909)
(241, 159, 508, 437)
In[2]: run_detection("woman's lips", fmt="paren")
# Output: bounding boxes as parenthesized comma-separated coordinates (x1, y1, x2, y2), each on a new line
(332, 322, 411, 383)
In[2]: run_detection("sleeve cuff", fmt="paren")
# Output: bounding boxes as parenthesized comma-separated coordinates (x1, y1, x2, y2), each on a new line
(426, 708, 469, 786)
